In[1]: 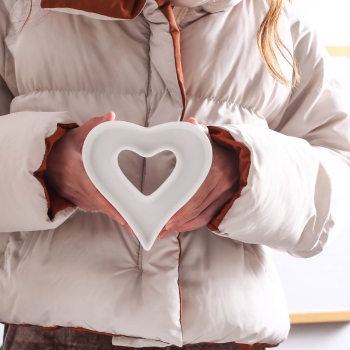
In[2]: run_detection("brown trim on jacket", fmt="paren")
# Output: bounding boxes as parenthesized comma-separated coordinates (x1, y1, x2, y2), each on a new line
(33, 123, 77, 220)
(177, 233, 183, 338)
(155, 0, 187, 120)
(41, 0, 146, 19)
(206, 126, 251, 231)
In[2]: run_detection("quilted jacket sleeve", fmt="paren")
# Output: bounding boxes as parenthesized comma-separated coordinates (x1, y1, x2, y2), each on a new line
(0, 1, 76, 232)
(208, 15, 350, 258)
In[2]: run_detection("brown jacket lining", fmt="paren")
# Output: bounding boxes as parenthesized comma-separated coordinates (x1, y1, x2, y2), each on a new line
(3, 323, 278, 349)
(207, 126, 251, 231)
(41, 0, 146, 19)
(33, 123, 77, 220)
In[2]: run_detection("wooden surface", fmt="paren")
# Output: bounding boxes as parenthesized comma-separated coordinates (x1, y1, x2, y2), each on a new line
(290, 311, 350, 325)
(326, 46, 350, 56)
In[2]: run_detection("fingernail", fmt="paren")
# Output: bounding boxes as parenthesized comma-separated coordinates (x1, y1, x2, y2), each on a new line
(159, 232, 167, 239)
(117, 218, 126, 226)
(165, 221, 176, 231)
(103, 111, 115, 121)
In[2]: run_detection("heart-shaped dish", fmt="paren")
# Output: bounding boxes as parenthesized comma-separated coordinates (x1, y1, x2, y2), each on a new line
(82, 121, 212, 251)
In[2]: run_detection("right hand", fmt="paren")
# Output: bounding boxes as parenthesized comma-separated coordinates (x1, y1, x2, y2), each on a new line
(45, 111, 132, 232)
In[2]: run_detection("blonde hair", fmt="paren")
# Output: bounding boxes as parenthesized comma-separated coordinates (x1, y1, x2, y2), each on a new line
(258, 0, 300, 86)
(23, 0, 299, 86)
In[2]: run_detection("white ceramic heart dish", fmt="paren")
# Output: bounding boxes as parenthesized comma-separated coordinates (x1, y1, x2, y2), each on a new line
(82, 121, 213, 251)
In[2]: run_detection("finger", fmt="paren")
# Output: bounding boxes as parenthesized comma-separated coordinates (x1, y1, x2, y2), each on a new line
(87, 187, 126, 226)
(72, 185, 127, 225)
(165, 175, 218, 231)
(77, 111, 116, 144)
(123, 222, 135, 236)
(77, 203, 97, 212)
(158, 227, 168, 239)
(96, 197, 126, 226)
(166, 183, 218, 231)
(68, 190, 98, 212)
(186, 117, 210, 137)
(164, 188, 234, 236)
(164, 118, 215, 230)
(165, 196, 229, 235)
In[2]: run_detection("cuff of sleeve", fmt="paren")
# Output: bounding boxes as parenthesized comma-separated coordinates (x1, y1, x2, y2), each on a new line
(33, 123, 78, 220)
(207, 126, 251, 231)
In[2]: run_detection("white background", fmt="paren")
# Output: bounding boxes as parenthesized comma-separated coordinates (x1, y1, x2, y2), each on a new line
(1, 0, 350, 348)
(273, 223, 350, 349)
(293, 0, 350, 47)
(273, 221, 350, 313)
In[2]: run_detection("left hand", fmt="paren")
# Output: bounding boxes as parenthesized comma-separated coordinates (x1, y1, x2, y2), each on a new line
(158, 117, 239, 238)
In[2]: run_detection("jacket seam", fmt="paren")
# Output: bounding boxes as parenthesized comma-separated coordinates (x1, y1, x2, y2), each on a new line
(176, 233, 183, 344)
(186, 94, 264, 118)
(0, 233, 27, 270)
(0, 2, 10, 80)
(136, 21, 152, 274)
(137, 244, 143, 274)
(0, 240, 10, 270)
(22, 89, 178, 97)
(0, 39, 5, 78)
(28, 89, 143, 97)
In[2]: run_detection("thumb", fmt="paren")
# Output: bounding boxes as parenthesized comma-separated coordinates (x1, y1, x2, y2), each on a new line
(80, 111, 116, 136)
(186, 117, 210, 137)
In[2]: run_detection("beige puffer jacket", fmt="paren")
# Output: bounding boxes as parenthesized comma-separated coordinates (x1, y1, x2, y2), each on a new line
(1, 0, 350, 348)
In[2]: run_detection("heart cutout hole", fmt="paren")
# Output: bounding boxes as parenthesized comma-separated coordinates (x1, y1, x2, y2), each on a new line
(118, 150, 177, 196)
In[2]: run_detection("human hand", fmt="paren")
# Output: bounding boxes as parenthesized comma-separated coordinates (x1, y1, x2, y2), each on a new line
(45, 112, 132, 231)
(158, 118, 239, 238)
